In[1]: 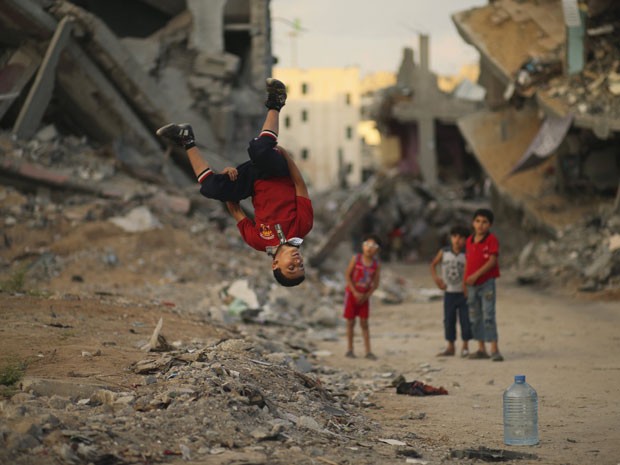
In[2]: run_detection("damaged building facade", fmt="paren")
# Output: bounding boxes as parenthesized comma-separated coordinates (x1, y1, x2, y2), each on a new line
(368, 35, 485, 188)
(452, 0, 620, 229)
(451, 0, 620, 291)
(0, 0, 275, 187)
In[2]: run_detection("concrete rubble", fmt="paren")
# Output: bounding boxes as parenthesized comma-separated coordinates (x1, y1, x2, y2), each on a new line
(0, 139, 453, 464)
(0, 0, 272, 187)
(1, 1, 620, 463)
(447, 0, 620, 293)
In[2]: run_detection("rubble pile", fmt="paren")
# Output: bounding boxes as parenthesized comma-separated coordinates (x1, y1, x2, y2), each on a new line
(544, 31, 620, 123)
(312, 175, 486, 263)
(516, 211, 620, 292)
(0, 0, 270, 189)
(0, 336, 385, 465)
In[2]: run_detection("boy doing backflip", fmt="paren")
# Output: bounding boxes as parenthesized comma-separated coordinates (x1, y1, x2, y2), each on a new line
(464, 208, 503, 361)
(156, 79, 313, 287)
(430, 225, 472, 358)
(343, 235, 382, 360)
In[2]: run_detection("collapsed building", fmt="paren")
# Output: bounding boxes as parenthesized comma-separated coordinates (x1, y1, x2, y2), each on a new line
(0, 0, 273, 187)
(452, 0, 620, 230)
(309, 35, 490, 267)
(368, 37, 485, 187)
(343, 0, 620, 292)
(450, 0, 620, 292)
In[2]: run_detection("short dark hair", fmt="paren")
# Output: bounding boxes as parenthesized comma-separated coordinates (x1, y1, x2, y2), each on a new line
(450, 225, 471, 238)
(273, 268, 305, 287)
(473, 208, 494, 224)
(363, 234, 382, 248)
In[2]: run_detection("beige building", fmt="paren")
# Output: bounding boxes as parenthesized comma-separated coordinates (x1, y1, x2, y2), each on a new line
(273, 67, 398, 191)
(273, 67, 364, 192)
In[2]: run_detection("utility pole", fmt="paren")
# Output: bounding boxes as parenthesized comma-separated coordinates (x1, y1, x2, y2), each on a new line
(273, 17, 306, 67)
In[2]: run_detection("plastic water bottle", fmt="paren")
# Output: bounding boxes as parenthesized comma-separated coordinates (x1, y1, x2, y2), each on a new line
(503, 375, 539, 445)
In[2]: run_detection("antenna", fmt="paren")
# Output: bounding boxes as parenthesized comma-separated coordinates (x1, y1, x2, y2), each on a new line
(273, 17, 307, 67)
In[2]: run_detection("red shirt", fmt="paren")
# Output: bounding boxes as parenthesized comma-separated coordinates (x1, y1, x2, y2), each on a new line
(236, 176, 313, 251)
(465, 232, 500, 285)
(348, 254, 379, 293)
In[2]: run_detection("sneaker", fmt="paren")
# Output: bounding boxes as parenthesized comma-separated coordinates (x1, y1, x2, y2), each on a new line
(156, 123, 195, 148)
(265, 78, 287, 111)
(468, 350, 490, 360)
(365, 352, 377, 360)
(491, 352, 504, 362)
(345, 350, 355, 358)
(436, 348, 455, 357)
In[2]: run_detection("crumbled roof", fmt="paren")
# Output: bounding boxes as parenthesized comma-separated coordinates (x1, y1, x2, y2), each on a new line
(453, 0, 620, 135)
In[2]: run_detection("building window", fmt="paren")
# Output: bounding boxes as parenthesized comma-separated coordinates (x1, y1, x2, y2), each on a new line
(284, 116, 291, 128)
(345, 93, 351, 105)
(346, 126, 353, 139)
(301, 109, 308, 122)
(301, 82, 308, 94)
(301, 148, 309, 160)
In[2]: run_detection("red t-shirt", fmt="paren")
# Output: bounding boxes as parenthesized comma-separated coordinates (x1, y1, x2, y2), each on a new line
(465, 232, 500, 285)
(236, 176, 313, 251)
(348, 254, 379, 293)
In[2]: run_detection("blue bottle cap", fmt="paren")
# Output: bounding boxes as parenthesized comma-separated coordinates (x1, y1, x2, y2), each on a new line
(514, 375, 525, 382)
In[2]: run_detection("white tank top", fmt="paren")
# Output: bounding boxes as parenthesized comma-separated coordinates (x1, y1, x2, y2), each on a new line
(441, 247, 466, 293)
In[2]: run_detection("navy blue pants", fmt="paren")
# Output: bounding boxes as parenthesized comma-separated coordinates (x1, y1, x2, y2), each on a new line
(444, 292, 472, 342)
(200, 135, 290, 202)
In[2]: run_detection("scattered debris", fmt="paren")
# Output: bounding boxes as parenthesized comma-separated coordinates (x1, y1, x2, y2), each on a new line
(396, 380, 448, 396)
(450, 446, 538, 462)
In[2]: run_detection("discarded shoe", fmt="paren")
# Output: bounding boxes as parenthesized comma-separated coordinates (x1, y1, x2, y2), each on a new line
(468, 350, 490, 360)
(396, 380, 448, 396)
(491, 352, 504, 362)
(156, 123, 195, 148)
(365, 352, 377, 360)
(265, 78, 287, 111)
(345, 350, 355, 358)
(460, 349, 470, 358)
(437, 349, 455, 357)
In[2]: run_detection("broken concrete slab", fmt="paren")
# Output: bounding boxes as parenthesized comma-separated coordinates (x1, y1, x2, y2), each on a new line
(1, 0, 164, 156)
(193, 52, 240, 79)
(13, 16, 74, 139)
(48, 1, 218, 144)
(0, 44, 42, 120)
(187, 0, 227, 54)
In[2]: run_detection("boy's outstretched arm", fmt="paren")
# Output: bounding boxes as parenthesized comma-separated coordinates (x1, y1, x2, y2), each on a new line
(430, 249, 447, 290)
(280, 148, 310, 199)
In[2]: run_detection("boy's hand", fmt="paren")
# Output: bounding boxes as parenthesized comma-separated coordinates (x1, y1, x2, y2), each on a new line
(434, 277, 447, 290)
(465, 275, 477, 286)
(222, 167, 238, 181)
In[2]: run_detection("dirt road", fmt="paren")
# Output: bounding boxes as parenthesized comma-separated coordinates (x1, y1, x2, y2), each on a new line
(318, 262, 620, 465)
(1, 215, 619, 464)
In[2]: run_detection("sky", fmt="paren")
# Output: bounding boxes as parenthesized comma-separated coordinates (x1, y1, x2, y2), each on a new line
(270, 0, 488, 77)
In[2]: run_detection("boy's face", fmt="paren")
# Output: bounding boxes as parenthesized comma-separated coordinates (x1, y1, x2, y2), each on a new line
(472, 215, 491, 236)
(362, 238, 380, 257)
(450, 234, 466, 250)
(272, 244, 305, 280)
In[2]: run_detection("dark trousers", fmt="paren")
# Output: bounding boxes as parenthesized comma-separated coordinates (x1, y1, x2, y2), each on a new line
(200, 135, 290, 202)
(444, 292, 472, 342)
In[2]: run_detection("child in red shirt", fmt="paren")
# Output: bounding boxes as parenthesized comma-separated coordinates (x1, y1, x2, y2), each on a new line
(464, 208, 503, 361)
(156, 79, 313, 287)
(343, 235, 382, 360)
